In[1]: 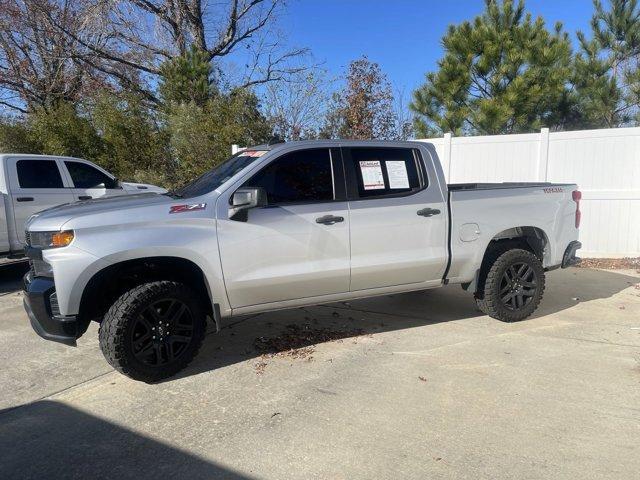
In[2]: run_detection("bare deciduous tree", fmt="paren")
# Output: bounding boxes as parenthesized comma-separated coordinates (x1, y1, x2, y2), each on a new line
(263, 69, 332, 140)
(394, 87, 414, 140)
(40, 0, 308, 103)
(0, 0, 107, 112)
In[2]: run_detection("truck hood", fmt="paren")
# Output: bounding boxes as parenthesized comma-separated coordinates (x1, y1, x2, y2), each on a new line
(26, 193, 175, 231)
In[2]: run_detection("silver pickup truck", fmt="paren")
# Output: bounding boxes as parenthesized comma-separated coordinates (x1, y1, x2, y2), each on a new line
(22, 140, 581, 382)
(1, 153, 166, 258)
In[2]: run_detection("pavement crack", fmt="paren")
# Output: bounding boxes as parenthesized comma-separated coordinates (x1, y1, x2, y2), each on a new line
(42, 370, 115, 400)
(0, 370, 114, 417)
(316, 303, 437, 321)
(207, 314, 263, 336)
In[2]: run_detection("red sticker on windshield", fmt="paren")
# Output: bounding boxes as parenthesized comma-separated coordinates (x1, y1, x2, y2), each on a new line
(243, 150, 266, 157)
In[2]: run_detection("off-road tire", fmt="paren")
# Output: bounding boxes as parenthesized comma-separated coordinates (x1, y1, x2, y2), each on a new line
(475, 248, 545, 322)
(99, 281, 206, 382)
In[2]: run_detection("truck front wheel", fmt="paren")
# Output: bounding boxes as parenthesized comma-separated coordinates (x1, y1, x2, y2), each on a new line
(99, 281, 207, 382)
(475, 248, 545, 322)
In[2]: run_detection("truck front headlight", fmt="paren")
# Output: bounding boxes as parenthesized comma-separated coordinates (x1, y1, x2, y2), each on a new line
(28, 230, 75, 249)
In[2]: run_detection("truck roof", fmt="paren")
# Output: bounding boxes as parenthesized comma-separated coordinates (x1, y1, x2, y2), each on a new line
(245, 139, 430, 152)
(0, 153, 85, 161)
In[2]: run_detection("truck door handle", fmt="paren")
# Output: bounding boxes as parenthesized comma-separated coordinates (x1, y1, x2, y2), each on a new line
(16, 197, 34, 202)
(78, 195, 92, 200)
(316, 215, 344, 225)
(417, 207, 441, 217)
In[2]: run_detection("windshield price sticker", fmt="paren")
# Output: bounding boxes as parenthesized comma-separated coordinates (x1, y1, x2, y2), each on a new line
(386, 161, 409, 189)
(359, 160, 385, 190)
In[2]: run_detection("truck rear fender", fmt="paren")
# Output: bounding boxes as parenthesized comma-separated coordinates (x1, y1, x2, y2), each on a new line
(462, 226, 550, 293)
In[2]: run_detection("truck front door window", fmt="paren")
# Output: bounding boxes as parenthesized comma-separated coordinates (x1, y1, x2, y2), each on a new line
(242, 149, 334, 204)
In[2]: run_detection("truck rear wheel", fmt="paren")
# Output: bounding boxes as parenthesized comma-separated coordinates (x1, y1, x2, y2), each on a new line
(99, 281, 206, 382)
(475, 248, 545, 322)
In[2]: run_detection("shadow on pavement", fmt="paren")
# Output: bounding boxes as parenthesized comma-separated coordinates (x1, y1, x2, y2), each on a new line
(0, 400, 254, 480)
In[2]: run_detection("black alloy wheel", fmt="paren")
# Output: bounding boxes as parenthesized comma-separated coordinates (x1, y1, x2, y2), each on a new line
(132, 298, 195, 366)
(499, 262, 538, 311)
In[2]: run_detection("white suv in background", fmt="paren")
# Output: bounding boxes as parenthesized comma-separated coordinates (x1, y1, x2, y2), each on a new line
(1, 154, 166, 257)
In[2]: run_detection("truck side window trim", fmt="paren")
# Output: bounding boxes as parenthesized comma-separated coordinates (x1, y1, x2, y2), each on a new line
(414, 149, 428, 187)
(342, 147, 429, 201)
(329, 149, 336, 200)
(238, 147, 348, 207)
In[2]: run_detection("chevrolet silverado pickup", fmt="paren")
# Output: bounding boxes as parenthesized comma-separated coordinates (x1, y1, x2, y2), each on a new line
(22, 140, 581, 382)
(1, 153, 166, 258)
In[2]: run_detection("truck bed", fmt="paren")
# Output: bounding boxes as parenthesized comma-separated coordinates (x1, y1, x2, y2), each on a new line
(445, 181, 579, 286)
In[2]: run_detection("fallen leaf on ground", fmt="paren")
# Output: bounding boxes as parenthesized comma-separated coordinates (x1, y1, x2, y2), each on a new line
(577, 257, 640, 270)
(253, 323, 367, 374)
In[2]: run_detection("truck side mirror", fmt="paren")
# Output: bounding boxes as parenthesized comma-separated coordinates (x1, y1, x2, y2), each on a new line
(230, 187, 267, 221)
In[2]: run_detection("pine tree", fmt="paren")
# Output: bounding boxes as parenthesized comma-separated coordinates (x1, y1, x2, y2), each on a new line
(410, 0, 573, 136)
(159, 47, 213, 107)
(574, 0, 640, 127)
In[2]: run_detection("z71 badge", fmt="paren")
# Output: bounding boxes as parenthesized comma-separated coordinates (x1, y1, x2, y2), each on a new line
(169, 203, 207, 213)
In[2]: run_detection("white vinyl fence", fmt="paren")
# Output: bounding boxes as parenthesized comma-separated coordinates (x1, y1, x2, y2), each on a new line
(420, 127, 640, 258)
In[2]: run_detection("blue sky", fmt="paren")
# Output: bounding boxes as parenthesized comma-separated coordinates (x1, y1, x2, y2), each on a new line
(280, 0, 596, 92)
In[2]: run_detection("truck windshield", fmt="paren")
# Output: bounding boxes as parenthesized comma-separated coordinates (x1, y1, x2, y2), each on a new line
(171, 150, 268, 198)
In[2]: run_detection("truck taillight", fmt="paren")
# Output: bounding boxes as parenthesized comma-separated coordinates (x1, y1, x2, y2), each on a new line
(572, 190, 582, 228)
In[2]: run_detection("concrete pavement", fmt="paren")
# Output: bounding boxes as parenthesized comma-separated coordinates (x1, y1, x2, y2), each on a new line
(1, 263, 639, 479)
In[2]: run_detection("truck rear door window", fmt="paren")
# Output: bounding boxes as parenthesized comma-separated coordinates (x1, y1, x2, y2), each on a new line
(243, 148, 334, 205)
(346, 148, 423, 199)
(16, 160, 64, 189)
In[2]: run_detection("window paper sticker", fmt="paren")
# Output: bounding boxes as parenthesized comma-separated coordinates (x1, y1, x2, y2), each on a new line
(386, 161, 409, 189)
(359, 160, 385, 190)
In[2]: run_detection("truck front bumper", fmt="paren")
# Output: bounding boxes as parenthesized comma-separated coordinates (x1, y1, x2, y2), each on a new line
(561, 241, 582, 268)
(23, 272, 78, 346)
